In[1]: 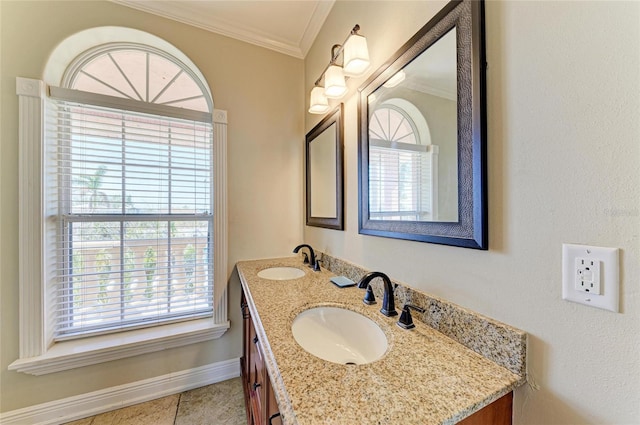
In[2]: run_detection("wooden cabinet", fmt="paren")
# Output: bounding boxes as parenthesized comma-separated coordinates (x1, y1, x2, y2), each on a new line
(458, 392, 512, 425)
(241, 290, 281, 425)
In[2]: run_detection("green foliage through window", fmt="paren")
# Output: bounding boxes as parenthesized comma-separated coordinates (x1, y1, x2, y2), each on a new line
(143, 247, 157, 299)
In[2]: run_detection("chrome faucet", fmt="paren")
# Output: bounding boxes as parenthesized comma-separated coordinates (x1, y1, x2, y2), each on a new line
(293, 244, 320, 271)
(356, 271, 398, 317)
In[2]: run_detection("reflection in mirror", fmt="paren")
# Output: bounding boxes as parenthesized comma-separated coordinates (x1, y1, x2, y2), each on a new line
(358, 0, 487, 249)
(368, 28, 457, 223)
(368, 28, 458, 221)
(309, 123, 337, 217)
(306, 104, 344, 230)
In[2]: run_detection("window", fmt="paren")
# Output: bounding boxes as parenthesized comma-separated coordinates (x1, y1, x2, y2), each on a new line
(368, 103, 438, 221)
(11, 33, 228, 375)
(51, 46, 215, 339)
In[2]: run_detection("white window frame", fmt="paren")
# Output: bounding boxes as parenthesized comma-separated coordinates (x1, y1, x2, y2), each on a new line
(10, 76, 228, 376)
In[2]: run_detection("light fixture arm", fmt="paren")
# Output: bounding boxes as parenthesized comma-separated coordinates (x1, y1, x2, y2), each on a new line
(331, 44, 342, 63)
(313, 24, 363, 87)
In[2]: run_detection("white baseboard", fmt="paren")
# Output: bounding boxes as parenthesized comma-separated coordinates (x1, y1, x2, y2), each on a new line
(0, 358, 241, 425)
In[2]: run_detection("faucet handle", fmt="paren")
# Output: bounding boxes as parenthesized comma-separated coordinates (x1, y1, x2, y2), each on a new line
(301, 252, 309, 264)
(363, 285, 377, 305)
(397, 304, 426, 330)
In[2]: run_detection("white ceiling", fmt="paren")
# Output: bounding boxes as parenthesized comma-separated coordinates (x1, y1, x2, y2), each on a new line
(113, 0, 335, 59)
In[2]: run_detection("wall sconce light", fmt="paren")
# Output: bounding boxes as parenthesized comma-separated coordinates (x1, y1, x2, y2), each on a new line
(308, 24, 370, 114)
(309, 86, 330, 114)
(343, 30, 370, 77)
(324, 63, 347, 98)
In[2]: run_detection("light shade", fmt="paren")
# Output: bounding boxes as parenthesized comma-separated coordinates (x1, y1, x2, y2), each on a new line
(309, 86, 330, 114)
(324, 65, 348, 99)
(343, 34, 370, 77)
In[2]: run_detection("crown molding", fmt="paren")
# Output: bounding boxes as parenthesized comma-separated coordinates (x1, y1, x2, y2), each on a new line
(298, 0, 334, 57)
(112, 0, 334, 59)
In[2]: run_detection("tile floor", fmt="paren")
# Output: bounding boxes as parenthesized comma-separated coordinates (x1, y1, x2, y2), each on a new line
(63, 377, 245, 425)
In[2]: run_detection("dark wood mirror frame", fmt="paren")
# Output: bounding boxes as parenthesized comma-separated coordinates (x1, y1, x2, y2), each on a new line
(358, 0, 487, 249)
(306, 104, 344, 230)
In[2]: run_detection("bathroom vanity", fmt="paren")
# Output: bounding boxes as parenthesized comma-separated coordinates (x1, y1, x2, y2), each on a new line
(241, 289, 282, 425)
(237, 256, 526, 425)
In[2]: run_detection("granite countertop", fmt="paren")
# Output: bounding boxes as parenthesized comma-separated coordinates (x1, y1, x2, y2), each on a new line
(236, 257, 523, 425)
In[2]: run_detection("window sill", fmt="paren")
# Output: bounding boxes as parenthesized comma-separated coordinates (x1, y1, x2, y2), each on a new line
(8, 318, 230, 376)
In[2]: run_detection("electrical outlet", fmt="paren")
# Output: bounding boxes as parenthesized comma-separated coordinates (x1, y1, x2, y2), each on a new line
(562, 244, 619, 312)
(575, 257, 601, 295)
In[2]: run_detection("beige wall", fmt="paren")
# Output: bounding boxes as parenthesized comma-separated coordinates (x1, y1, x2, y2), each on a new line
(3, 0, 639, 422)
(305, 1, 640, 424)
(0, 0, 303, 412)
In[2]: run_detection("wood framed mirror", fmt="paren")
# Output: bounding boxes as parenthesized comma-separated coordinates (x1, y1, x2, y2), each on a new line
(358, 0, 487, 249)
(306, 104, 344, 230)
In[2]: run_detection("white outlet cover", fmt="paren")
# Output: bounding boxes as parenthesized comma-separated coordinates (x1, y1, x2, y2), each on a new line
(562, 244, 619, 312)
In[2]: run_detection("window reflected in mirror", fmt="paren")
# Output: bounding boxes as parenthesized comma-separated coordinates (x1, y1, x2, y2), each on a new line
(367, 27, 458, 223)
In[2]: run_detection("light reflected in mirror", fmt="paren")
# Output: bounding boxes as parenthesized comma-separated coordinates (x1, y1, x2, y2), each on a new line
(306, 104, 344, 230)
(368, 27, 457, 223)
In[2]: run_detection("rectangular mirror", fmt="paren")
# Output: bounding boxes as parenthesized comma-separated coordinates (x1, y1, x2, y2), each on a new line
(358, 0, 487, 249)
(306, 104, 344, 230)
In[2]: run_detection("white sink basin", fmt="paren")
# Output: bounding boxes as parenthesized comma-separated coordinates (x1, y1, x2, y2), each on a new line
(291, 306, 387, 365)
(257, 267, 305, 280)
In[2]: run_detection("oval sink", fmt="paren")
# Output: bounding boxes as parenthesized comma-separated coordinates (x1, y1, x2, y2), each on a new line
(291, 307, 387, 365)
(257, 267, 305, 280)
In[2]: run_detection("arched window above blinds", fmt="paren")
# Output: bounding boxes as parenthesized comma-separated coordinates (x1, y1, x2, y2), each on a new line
(63, 44, 211, 113)
(369, 105, 419, 146)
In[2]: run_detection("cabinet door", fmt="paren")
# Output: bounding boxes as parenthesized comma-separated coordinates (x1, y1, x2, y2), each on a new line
(241, 292, 252, 387)
(241, 288, 281, 425)
(267, 383, 282, 425)
(458, 392, 512, 425)
(249, 326, 265, 424)
(240, 292, 253, 425)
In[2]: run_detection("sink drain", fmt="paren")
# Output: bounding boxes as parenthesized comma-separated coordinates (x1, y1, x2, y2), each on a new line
(344, 362, 357, 365)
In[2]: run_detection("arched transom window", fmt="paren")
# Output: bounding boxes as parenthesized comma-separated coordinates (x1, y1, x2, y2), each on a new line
(64, 44, 211, 112)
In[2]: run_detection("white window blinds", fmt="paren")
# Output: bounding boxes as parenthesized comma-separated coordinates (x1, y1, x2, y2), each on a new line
(47, 91, 214, 340)
(369, 145, 433, 221)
